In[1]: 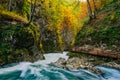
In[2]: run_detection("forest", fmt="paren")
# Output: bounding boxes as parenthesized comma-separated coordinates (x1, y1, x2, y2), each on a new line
(0, 0, 120, 79)
(0, 0, 120, 64)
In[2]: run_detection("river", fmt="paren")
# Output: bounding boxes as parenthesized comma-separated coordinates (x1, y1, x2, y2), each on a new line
(0, 52, 120, 80)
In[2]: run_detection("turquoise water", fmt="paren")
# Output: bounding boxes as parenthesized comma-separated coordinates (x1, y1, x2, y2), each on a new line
(0, 63, 120, 80)
(0, 53, 120, 80)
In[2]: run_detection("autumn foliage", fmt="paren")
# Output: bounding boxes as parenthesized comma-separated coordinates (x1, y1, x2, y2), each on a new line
(0, 0, 111, 51)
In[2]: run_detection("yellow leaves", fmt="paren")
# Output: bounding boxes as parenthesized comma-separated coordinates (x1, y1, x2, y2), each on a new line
(0, 10, 28, 23)
(26, 24, 40, 45)
(71, 38, 75, 47)
(38, 0, 85, 49)
(78, 2, 88, 19)
(110, 12, 115, 20)
(40, 42, 43, 49)
(58, 35, 64, 49)
(55, 1, 83, 47)
(39, 41, 44, 53)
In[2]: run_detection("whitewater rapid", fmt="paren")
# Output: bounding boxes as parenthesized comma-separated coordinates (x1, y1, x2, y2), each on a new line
(34, 52, 69, 65)
(0, 52, 120, 80)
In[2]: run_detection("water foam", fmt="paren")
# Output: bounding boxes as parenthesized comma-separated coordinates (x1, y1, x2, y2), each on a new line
(34, 52, 69, 65)
(0, 52, 120, 80)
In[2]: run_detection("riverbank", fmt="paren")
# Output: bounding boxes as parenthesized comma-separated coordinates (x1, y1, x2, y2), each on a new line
(51, 52, 120, 74)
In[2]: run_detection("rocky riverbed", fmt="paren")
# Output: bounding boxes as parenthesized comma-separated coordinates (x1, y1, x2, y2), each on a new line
(50, 52, 120, 74)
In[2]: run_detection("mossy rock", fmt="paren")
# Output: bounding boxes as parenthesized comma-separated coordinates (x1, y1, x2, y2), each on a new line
(0, 23, 45, 65)
(13, 28, 34, 49)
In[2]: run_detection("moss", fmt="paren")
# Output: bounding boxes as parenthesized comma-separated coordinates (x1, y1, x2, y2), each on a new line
(0, 22, 43, 65)
(0, 10, 28, 23)
(67, 52, 86, 58)
(17, 0, 31, 18)
(27, 23, 40, 44)
(75, 26, 120, 49)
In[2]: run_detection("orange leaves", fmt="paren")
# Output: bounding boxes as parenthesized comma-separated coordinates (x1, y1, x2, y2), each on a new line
(78, 0, 102, 19)
(39, 0, 85, 48)
(60, 6, 78, 32)
(78, 2, 88, 19)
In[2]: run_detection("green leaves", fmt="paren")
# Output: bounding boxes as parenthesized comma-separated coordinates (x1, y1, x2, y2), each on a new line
(0, 43, 10, 54)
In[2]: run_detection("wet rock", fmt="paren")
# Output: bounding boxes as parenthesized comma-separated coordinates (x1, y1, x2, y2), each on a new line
(101, 62, 120, 69)
(52, 57, 101, 74)
(50, 58, 67, 68)
(28, 45, 45, 62)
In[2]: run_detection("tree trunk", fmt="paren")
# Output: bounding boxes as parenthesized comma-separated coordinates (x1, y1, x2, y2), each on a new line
(13, 0, 17, 11)
(86, 0, 93, 21)
(29, 0, 32, 23)
(9, 0, 12, 11)
(70, 47, 120, 59)
(92, 0, 97, 18)
(29, 0, 36, 24)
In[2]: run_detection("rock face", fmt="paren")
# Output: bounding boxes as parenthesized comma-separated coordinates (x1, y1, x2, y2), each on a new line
(0, 23, 44, 65)
(51, 52, 120, 74)
(101, 62, 120, 69)
(27, 45, 45, 62)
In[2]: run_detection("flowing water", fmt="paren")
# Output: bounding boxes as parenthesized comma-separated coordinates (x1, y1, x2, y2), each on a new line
(0, 52, 120, 80)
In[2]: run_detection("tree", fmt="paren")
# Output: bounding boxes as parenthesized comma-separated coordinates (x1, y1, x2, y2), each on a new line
(86, 0, 93, 21)
(8, 0, 12, 11)
(29, 0, 36, 23)
(92, 0, 97, 18)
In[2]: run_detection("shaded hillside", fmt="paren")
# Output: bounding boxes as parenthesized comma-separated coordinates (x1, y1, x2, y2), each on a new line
(0, 14, 44, 65)
(75, 0, 120, 53)
(91, 0, 120, 29)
